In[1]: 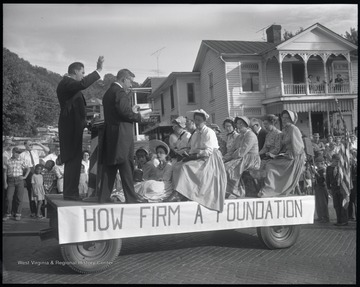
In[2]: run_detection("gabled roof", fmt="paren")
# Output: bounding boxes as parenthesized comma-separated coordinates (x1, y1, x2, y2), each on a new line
(193, 23, 358, 71)
(193, 40, 276, 71)
(204, 40, 276, 55)
(276, 22, 358, 51)
(150, 72, 200, 99)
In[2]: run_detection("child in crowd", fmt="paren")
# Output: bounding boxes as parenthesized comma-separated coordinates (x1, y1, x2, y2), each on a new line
(79, 164, 88, 198)
(54, 155, 64, 194)
(43, 160, 57, 194)
(326, 154, 348, 226)
(314, 156, 329, 223)
(31, 164, 45, 219)
(41, 160, 57, 217)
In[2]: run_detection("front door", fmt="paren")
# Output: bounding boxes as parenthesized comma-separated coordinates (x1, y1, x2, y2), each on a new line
(311, 113, 324, 138)
(292, 63, 305, 84)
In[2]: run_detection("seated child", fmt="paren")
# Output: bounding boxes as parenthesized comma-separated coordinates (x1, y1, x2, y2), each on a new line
(134, 146, 157, 181)
(134, 140, 173, 203)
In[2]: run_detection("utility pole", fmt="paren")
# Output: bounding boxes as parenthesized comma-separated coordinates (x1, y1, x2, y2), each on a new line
(151, 47, 166, 77)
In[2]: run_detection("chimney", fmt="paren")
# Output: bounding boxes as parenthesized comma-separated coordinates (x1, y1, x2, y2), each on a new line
(266, 25, 282, 44)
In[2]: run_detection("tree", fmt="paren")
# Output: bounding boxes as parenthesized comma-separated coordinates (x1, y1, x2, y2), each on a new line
(2, 48, 61, 136)
(283, 27, 304, 41)
(342, 27, 358, 45)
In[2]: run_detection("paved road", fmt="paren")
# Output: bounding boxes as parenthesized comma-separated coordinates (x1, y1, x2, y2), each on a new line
(2, 197, 356, 284)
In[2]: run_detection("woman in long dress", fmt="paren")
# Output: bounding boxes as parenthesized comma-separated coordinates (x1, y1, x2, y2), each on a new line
(250, 114, 282, 182)
(134, 140, 174, 202)
(257, 110, 306, 197)
(259, 114, 282, 160)
(222, 117, 239, 159)
(223, 116, 261, 198)
(170, 109, 227, 212)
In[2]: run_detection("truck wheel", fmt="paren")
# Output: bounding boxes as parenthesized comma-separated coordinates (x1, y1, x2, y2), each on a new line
(257, 225, 300, 249)
(60, 239, 122, 274)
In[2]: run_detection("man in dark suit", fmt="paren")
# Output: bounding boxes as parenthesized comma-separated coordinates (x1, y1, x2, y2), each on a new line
(250, 118, 267, 151)
(99, 69, 147, 204)
(57, 56, 104, 201)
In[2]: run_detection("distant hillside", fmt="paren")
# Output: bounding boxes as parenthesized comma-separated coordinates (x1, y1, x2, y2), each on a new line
(3, 48, 142, 137)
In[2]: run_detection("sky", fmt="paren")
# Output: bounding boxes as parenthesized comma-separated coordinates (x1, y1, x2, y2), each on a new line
(3, 3, 358, 84)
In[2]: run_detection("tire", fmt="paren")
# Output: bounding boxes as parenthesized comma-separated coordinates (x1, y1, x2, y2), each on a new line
(257, 225, 300, 249)
(60, 239, 122, 274)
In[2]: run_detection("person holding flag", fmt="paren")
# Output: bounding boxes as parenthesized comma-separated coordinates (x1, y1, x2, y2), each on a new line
(326, 98, 353, 226)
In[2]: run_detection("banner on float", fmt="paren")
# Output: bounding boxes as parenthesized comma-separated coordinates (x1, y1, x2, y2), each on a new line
(58, 196, 315, 244)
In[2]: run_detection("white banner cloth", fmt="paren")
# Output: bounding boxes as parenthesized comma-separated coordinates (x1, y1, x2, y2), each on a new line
(58, 195, 315, 244)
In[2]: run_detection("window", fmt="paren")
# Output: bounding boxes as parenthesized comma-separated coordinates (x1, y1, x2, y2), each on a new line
(209, 72, 214, 101)
(161, 93, 165, 116)
(187, 83, 195, 103)
(241, 63, 260, 92)
(170, 85, 175, 110)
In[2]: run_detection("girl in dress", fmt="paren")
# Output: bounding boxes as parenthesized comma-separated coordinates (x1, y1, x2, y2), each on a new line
(134, 140, 174, 202)
(31, 164, 45, 219)
(222, 117, 239, 159)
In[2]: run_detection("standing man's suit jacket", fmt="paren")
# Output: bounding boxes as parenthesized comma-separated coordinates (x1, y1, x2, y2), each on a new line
(101, 83, 141, 165)
(57, 71, 100, 163)
(257, 128, 268, 152)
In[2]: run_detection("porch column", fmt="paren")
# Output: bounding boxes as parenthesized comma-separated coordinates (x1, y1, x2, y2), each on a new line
(305, 61, 309, 95)
(323, 61, 329, 94)
(308, 109, 312, 136)
(279, 53, 284, 96)
(347, 55, 352, 94)
(326, 103, 331, 136)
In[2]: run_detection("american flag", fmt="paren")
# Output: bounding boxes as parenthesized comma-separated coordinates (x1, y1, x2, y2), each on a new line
(334, 98, 353, 208)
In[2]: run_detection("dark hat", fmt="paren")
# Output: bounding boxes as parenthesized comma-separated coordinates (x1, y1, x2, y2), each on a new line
(12, 147, 22, 153)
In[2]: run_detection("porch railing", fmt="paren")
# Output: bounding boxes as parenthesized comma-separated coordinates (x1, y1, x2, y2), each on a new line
(282, 83, 351, 95)
(284, 84, 306, 95)
(328, 83, 350, 94)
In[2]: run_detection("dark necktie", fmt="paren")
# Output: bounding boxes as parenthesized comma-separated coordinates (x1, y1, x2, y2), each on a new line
(29, 150, 35, 167)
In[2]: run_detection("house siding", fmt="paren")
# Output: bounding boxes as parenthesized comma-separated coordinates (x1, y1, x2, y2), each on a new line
(151, 75, 201, 124)
(175, 76, 201, 116)
(199, 49, 228, 127)
(224, 56, 266, 118)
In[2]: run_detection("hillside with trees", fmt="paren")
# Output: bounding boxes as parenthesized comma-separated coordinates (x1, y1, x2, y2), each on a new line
(3, 48, 140, 137)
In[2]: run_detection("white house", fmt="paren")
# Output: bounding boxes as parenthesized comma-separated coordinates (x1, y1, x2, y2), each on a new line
(148, 23, 358, 139)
